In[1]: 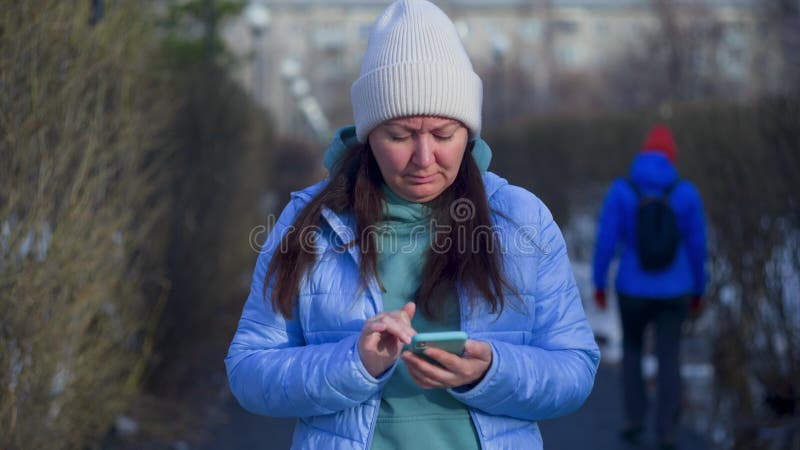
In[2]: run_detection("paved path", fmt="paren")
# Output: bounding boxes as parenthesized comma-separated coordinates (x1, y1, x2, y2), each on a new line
(539, 363, 710, 450)
(200, 363, 710, 450)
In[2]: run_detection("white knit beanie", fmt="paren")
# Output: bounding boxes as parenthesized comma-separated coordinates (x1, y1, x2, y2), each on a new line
(351, 0, 483, 143)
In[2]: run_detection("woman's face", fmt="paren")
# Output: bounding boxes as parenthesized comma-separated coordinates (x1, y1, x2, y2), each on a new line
(368, 116, 469, 203)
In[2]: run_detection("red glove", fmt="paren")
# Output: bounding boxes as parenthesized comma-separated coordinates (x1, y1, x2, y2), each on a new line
(690, 296, 702, 318)
(594, 290, 607, 311)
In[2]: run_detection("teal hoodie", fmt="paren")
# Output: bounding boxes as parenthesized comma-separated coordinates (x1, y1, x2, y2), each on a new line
(370, 184, 480, 450)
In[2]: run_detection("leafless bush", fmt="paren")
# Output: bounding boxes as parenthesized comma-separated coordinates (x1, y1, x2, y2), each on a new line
(486, 111, 642, 221)
(0, 1, 172, 449)
(143, 65, 275, 417)
(675, 98, 800, 449)
(486, 97, 800, 449)
(272, 137, 325, 202)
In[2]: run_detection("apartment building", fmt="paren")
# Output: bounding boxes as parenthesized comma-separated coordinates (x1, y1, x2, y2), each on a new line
(223, 0, 763, 139)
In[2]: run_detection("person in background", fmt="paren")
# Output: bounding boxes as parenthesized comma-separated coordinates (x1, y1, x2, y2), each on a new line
(225, 1, 599, 449)
(593, 124, 707, 450)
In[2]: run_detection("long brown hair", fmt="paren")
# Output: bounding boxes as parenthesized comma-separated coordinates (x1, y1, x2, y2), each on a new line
(264, 141, 513, 320)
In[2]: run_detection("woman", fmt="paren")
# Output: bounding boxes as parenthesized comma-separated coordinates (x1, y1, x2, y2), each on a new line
(226, 1, 599, 449)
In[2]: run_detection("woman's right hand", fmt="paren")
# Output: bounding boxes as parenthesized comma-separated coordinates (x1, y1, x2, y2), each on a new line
(358, 301, 417, 378)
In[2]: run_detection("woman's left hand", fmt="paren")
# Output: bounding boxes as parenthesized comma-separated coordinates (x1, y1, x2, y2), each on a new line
(402, 339, 492, 389)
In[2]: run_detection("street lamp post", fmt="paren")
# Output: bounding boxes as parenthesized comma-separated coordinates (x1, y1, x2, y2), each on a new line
(491, 33, 510, 123)
(244, 0, 272, 105)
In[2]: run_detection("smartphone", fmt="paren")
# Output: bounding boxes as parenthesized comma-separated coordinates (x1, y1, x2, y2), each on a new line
(408, 331, 468, 357)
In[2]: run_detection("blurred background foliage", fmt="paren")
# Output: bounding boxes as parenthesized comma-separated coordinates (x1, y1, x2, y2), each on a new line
(1, 1, 172, 448)
(487, 97, 800, 448)
(1, 0, 275, 448)
(1, 0, 798, 449)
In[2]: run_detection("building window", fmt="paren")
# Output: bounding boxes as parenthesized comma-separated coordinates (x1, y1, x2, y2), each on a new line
(553, 20, 578, 35)
(557, 45, 577, 66)
(519, 19, 542, 42)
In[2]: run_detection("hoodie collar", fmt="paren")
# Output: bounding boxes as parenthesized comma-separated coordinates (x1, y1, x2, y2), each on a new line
(629, 152, 679, 192)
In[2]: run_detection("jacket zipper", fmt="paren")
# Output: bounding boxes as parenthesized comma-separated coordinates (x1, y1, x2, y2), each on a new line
(321, 203, 485, 449)
(459, 284, 487, 450)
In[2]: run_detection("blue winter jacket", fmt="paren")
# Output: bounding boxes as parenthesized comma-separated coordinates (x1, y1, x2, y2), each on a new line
(593, 152, 707, 299)
(226, 138, 600, 450)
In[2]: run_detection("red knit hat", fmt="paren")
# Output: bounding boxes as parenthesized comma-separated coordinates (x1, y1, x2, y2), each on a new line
(641, 123, 677, 164)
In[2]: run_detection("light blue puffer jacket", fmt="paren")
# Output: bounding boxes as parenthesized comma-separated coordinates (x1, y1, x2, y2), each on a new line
(226, 156, 600, 450)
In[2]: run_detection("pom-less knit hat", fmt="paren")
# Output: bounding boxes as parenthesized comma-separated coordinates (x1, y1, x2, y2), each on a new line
(641, 123, 677, 164)
(350, 0, 483, 143)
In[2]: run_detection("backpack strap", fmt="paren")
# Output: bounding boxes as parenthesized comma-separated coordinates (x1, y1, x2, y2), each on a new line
(625, 178, 642, 198)
(627, 178, 681, 199)
(664, 179, 681, 197)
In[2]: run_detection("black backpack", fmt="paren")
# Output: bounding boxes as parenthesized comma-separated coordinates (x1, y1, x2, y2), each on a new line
(626, 179, 681, 271)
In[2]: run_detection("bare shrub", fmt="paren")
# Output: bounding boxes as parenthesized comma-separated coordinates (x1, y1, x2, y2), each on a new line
(486, 111, 644, 221)
(273, 137, 325, 203)
(486, 97, 800, 449)
(143, 68, 275, 424)
(674, 98, 800, 449)
(0, 1, 173, 449)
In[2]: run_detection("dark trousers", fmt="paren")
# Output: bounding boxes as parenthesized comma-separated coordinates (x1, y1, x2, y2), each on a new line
(618, 293, 690, 441)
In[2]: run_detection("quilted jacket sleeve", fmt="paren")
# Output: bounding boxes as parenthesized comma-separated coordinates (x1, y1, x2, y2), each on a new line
(449, 188, 600, 421)
(592, 179, 624, 292)
(225, 197, 392, 418)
